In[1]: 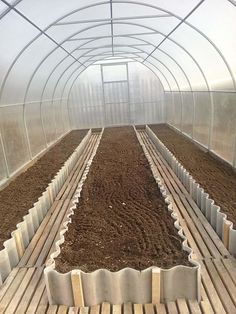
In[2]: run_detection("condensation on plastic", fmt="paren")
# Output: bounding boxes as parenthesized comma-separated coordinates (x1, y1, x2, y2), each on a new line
(0, 129, 91, 285)
(146, 125, 236, 256)
(44, 127, 200, 306)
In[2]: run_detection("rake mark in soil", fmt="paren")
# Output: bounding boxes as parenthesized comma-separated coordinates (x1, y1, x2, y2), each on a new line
(56, 127, 190, 272)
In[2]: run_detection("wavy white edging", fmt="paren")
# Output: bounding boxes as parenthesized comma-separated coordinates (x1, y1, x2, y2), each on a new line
(0, 129, 92, 285)
(44, 127, 200, 306)
(146, 125, 236, 256)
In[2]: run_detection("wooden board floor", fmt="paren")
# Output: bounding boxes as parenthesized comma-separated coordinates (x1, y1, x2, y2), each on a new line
(0, 129, 236, 313)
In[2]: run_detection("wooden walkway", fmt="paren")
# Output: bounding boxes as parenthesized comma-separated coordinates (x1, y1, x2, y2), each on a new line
(0, 129, 236, 313)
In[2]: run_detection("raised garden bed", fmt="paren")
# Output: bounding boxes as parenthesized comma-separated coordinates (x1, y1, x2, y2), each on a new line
(0, 130, 87, 249)
(149, 124, 236, 227)
(56, 127, 190, 272)
(44, 127, 199, 306)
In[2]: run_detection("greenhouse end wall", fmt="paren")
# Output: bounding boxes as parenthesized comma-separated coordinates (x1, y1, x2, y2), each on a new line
(68, 61, 165, 129)
(165, 91, 236, 168)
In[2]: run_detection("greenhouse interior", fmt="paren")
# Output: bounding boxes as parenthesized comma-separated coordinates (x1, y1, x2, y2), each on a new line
(0, 0, 236, 313)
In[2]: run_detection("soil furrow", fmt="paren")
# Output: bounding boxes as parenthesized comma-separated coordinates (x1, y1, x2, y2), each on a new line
(56, 127, 190, 272)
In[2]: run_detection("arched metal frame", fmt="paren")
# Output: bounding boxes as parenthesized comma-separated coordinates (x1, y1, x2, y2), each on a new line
(0, 0, 235, 167)
(0, 0, 235, 105)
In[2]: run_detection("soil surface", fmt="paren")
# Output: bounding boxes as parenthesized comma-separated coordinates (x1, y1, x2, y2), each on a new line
(56, 127, 190, 273)
(0, 130, 87, 249)
(149, 124, 236, 227)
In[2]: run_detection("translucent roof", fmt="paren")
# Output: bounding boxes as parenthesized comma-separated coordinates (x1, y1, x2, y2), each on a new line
(0, 0, 235, 106)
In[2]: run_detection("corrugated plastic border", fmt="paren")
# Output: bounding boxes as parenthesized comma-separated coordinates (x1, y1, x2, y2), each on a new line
(0, 129, 92, 285)
(146, 125, 236, 256)
(44, 127, 200, 306)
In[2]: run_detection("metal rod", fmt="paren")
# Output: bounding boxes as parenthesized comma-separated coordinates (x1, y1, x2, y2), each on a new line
(0, 131, 10, 177)
(143, 0, 206, 62)
(55, 14, 170, 25)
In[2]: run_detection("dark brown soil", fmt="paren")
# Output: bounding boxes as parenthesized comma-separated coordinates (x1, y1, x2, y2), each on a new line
(0, 130, 87, 249)
(149, 124, 236, 227)
(56, 127, 190, 273)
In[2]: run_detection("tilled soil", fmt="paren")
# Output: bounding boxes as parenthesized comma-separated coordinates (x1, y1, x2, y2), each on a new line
(0, 130, 87, 249)
(56, 127, 190, 273)
(149, 124, 236, 227)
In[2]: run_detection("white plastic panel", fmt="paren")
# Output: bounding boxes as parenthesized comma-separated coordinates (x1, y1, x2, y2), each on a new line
(193, 92, 211, 147)
(69, 61, 165, 128)
(16, 0, 106, 28)
(211, 92, 236, 164)
(113, 0, 201, 18)
(25, 102, 46, 157)
(0, 11, 39, 102)
(172, 92, 182, 129)
(1, 36, 56, 105)
(0, 135, 8, 183)
(160, 41, 208, 91)
(102, 64, 127, 83)
(170, 24, 234, 90)
(152, 49, 191, 90)
(181, 92, 194, 137)
(187, 0, 236, 90)
(41, 100, 57, 145)
(0, 105, 29, 174)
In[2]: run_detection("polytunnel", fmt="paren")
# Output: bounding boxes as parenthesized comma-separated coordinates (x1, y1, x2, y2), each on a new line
(0, 0, 236, 312)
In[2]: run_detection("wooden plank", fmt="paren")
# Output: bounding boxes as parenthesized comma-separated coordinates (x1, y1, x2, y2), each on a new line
(57, 305, 68, 314)
(188, 300, 201, 314)
(4, 267, 35, 314)
(176, 299, 189, 313)
(90, 304, 100, 314)
(26, 277, 46, 313)
(18, 200, 63, 267)
(36, 305, 48, 314)
(184, 195, 229, 257)
(166, 302, 178, 314)
(113, 304, 122, 314)
(0, 267, 28, 312)
(199, 261, 226, 314)
(204, 259, 236, 313)
(200, 300, 214, 314)
(0, 268, 19, 302)
(124, 303, 132, 314)
(71, 270, 84, 307)
(144, 304, 154, 314)
(47, 305, 58, 314)
(80, 306, 89, 314)
(222, 258, 236, 286)
(145, 131, 228, 257)
(102, 303, 111, 314)
(152, 268, 160, 303)
(15, 267, 44, 313)
(134, 304, 143, 314)
(34, 199, 71, 266)
(173, 194, 212, 259)
(213, 259, 236, 306)
(68, 307, 79, 314)
(141, 134, 214, 259)
(155, 303, 167, 314)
